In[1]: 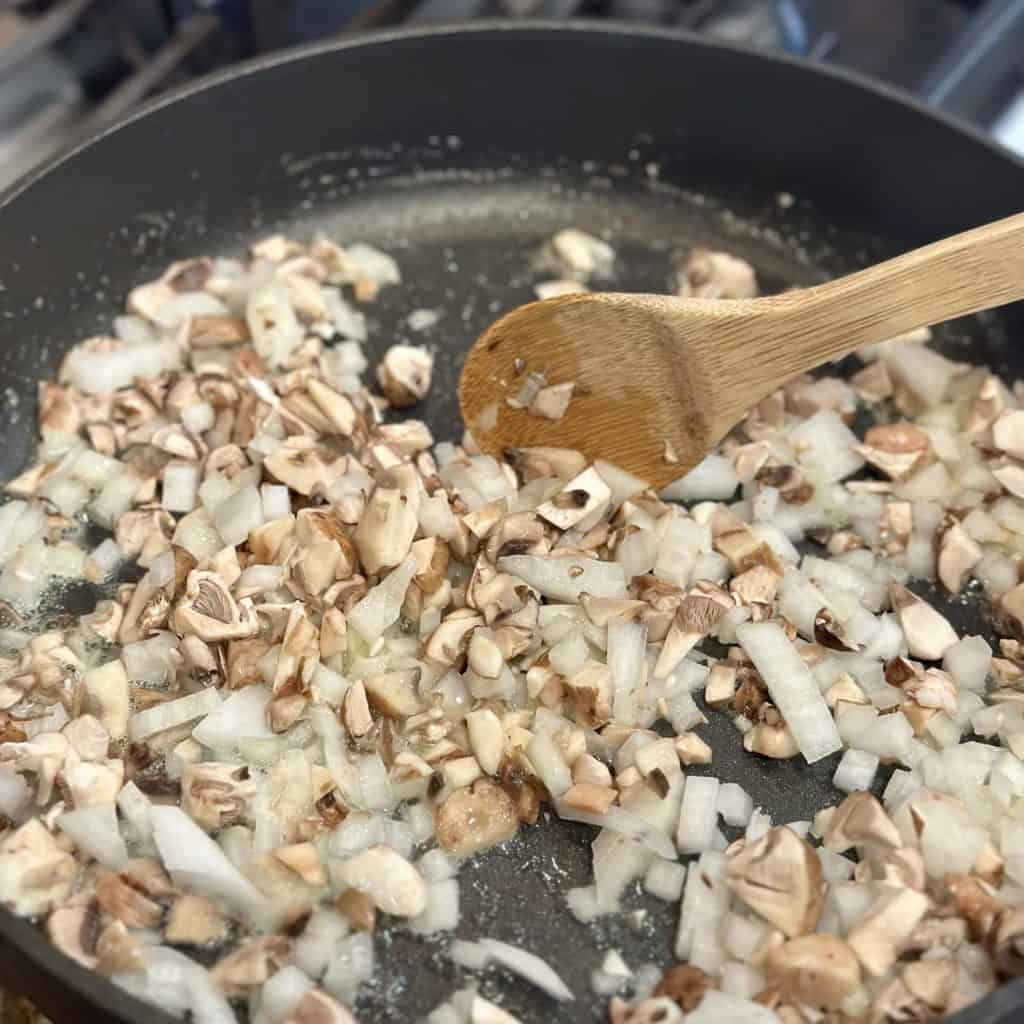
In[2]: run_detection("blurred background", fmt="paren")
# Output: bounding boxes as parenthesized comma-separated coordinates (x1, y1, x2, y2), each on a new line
(0, 0, 1023, 192)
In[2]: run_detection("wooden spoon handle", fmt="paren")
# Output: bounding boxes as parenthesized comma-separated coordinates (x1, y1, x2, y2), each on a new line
(726, 211, 1024, 397)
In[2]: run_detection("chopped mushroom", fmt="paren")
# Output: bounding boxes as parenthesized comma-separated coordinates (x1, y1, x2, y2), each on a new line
(15, 226, 1024, 1024)
(846, 887, 931, 976)
(725, 826, 824, 938)
(678, 248, 757, 300)
(889, 583, 959, 660)
(174, 571, 259, 641)
(377, 344, 433, 408)
(765, 933, 861, 1008)
(435, 778, 519, 857)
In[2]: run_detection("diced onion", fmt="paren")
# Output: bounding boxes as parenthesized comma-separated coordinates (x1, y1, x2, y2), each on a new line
(736, 621, 841, 764)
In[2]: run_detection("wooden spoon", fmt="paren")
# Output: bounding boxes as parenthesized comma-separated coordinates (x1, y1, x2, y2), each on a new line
(460, 211, 1024, 489)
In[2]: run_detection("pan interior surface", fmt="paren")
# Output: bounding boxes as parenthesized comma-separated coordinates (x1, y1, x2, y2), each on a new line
(0, 24, 1023, 1024)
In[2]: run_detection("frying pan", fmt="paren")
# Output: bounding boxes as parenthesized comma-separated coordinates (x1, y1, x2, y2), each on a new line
(1, 21, 1024, 1024)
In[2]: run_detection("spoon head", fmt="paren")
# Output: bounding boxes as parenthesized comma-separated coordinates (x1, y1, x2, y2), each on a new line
(458, 292, 715, 489)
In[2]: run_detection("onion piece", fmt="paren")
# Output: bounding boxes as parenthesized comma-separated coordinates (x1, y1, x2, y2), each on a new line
(192, 685, 274, 751)
(163, 463, 200, 513)
(122, 632, 180, 686)
(63, 340, 181, 395)
(716, 782, 754, 828)
(498, 554, 627, 602)
(478, 938, 574, 1001)
(552, 799, 676, 860)
(661, 454, 738, 502)
(607, 621, 648, 725)
(736, 621, 842, 764)
(213, 484, 264, 548)
(832, 748, 880, 793)
(526, 733, 571, 796)
(259, 965, 314, 1024)
(321, 932, 374, 1007)
(677, 776, 720, 854)
(675, 851, 729, 961)
(128, 687, 222, 744)
(57, 804, 128, 869)
(149, 805, 270, 923)
(0, 765, 28, 818)
(348, 555, 417, 642)
(686, 990, 779, 1024)
(117, 780, 153, 845)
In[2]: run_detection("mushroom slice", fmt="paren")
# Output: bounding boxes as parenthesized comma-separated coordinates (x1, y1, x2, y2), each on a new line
(342, 681, 374, 739)
(564, 662, 614, 726)
(743, 711, 800, 760)
(273, 842, 327, 886)
(47, 900, 102, 969)
(992, 409, 1024, 460)
(95, 859, 173, 929)
(765, 934, 860, 1009)
(377, 344, 434, 408)
(363, 669, 423, 719)
(174, 570, 259, 642)
(713, 514, 781, 575)
(537, 467, 611, 531)
(879, 500, 913, 555)
(164, 893, 228, 946)
(504, 446, 587, 483)
(529, 382, 575, 421)
(284, 990, 358, 1024)
(993, 906, 1024, 976)
(115, 505, 174, 560)
(436, 778, 519, 857)
(889, 583, 958, 661)
(188, 314, 250, 348)
(846, 887, 931, 976)
(677, 248, 756, 300)
(854, 422, 931, 480)
(851, 361, 893, 403)
(181, 762, 258, 831)
(725, 826, 824, 938)
(654, 591, 731, 679)
(0, 819, 76, 915)
(936, 514, 982, 594)
(264, 436, 347, 497)
(210, 935, 293, 996)
(337, 845, 427, 917)
(730, 565, 781, 607)
(823, 792, 902, 854)
(272, 603, 319, 695)
(306, 378, 359, 436)
(354, 487, 418, 574)
(466, 708, 505, 776)
(424, 609, 484, 668)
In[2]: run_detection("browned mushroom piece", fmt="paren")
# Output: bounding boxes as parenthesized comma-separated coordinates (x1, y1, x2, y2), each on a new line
(653, 964, 715, 1011)
(210, 935, 293, 996)
(372, 344, 433, 410)
(264, 436, 347, 496)
(725, 826, 824, 938)
(47, 899, 102, 969)
(181, 761, 259, 831)
(765, 933, 861, 1009)
(823, 792, 902, 854)
(284, 989, 359, 1024)
(678, 248, 757, 300)
(174, 571, 259, 641)
(435, 778, 519, 857)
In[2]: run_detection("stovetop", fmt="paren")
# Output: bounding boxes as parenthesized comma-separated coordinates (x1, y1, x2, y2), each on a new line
(1, 0, 1023, 190)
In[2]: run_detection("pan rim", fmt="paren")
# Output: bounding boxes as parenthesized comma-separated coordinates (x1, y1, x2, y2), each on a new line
(0, 19, 1023, 1024)
(2, 18, 1023, 214)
